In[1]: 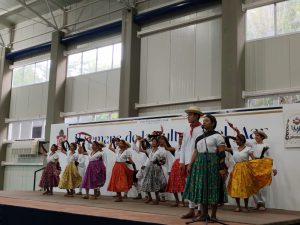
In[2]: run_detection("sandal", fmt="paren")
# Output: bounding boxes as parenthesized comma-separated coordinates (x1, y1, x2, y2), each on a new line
(82, 195, 89, 199)
(150, 200, 159, 205)
(234, 207, 242, 212)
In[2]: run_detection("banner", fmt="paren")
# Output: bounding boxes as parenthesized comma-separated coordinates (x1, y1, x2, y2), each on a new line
(50, 107, 300, 211)
(283, 103, 300, 148)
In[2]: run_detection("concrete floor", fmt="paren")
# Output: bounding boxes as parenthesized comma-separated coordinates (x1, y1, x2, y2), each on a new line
(0, 191, 299, 225)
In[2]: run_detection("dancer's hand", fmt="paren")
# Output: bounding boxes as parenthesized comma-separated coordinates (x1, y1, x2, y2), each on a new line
(187, 164, 192, 175)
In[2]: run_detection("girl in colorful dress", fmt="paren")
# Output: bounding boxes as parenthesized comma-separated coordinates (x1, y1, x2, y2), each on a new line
(184, 114, 227, 221)
(247, 130, 277, 211)
(140, 137, 167, 205)
(158, 135, 175, 202)
(107, 139, 134, 202)
(58, 141, 82, 197)
(227, 133, 273, 212)
(39, 144, 61, 195)
(165, 132, 186, 207)
(82, 141, 106, 200)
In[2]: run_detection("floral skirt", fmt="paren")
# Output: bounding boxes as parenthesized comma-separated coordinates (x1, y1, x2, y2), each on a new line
(165, 159, 186, 193)
(39, 162, 60, 188)
(227, 158, 273, 198)
(141, 163, 166, 192)
(82, 160, 106, 189)
(183, 153, 227, 204)
(58, 161, 82, 189)
(107, 162, 134, 192)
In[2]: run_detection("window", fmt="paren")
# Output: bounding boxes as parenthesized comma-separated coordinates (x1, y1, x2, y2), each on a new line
(246, 1, 300, 41)
(8, 122, 20, 140)
(64, 112, 119, 124)
(247, 94, 300, 107)
(246, 5, 275, 41)
(97, 45, 113, 71)
(110, 112, 119, 120)
(12, 60, 50, 88)
(82, 49, 97, 74)
(67, 52, 82, 77)
(12, 67, 24, 87)
(7, 119, 46, 140)
(113, 43, 122, 68)
(20, 121, 33, 140)
(277, 0, 300, 35)
(66, 43, 121, 77)
(35, 61, 49, 83)
(65, 116, 78, 124)
(23, 64, 35, 86)
(95, 113, 110, 121)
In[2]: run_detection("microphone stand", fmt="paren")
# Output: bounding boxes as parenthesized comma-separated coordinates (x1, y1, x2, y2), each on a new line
(186, 127, 228, 225)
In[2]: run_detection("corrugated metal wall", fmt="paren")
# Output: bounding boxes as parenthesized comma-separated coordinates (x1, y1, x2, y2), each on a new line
(245, 33, 300, 91)
(64, 69, 120, 113)
(139, 16, 222, 115)
(10, 82, 48, 118)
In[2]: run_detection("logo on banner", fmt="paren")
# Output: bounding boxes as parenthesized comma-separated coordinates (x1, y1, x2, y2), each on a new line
(285, 116, 300, 141)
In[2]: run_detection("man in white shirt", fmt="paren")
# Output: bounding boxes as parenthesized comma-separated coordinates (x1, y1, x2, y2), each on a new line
(180, 106, 203, 219)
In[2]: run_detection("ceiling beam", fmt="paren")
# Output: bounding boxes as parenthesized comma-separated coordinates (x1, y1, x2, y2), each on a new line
(44, 0, 59, 29)
(15, 0, 59, 30)
(0, 0, 40, 17)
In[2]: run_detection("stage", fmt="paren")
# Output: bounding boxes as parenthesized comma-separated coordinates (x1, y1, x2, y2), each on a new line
(0, 191, 299, 225)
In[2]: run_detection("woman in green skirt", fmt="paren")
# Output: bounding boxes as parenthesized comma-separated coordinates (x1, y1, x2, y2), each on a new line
(184, 114, 227, 221)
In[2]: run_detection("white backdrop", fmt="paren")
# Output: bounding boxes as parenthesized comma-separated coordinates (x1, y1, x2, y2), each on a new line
(50, 106, 300, 211)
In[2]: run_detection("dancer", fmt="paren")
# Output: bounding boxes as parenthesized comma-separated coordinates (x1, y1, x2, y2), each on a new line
(247, 130, 277, 210)
(58, 141, 82, 197)
(132, 136, 149, 200)
(39, 144, 61, 195)
(180, 106, 203, 219)
(184, 114, 227, 221)
(107, 139, 134, 202)
(140, 137, 167, 205)
(165, 132, 186, 207)
(81, 141, 106, 200)
(76, 143, 88, 195)
(158, 135, 175, 202)
(226, 132, 273, 212)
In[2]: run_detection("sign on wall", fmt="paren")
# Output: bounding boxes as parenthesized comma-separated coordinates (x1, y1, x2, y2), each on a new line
(283, 103, 300, 148)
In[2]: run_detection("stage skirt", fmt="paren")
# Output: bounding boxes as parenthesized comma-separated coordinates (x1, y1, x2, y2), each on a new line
(58, 161, 82, 189)
(39, 162, 60, 188)
(107, 162, 134, 192)
(183, 153, 227, 204)
(165, 159, 186, 193)
(227, 158, 273, 198)
(82, 160, 106, 189)
(141, 163, 166, 192)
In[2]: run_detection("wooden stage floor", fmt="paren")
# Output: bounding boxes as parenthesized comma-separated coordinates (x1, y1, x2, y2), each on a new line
(0, 191, 299, 225)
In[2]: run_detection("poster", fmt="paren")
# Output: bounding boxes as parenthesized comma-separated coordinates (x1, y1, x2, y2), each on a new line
(283, 103, 300, 148)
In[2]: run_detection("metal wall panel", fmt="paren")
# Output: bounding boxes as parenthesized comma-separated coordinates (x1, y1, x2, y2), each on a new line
(245, 33, 300, 92)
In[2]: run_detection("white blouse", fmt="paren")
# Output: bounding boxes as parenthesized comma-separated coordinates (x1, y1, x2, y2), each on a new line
(144, 147, 167, 167)
(67, 152, 78, 163)
(77, 154, 87, 168)
(195, 133, 225, 153)
(115, 148, 133, 170)
(89, 151, 105, 162)
(246, 141, 269, 159)
(47, 152, 59, 163)
(232, 146, 254, 163)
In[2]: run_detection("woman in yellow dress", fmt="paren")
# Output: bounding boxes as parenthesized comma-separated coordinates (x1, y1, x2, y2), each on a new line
(227, 134, 273, 212)
(58, 141, 82, 197)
